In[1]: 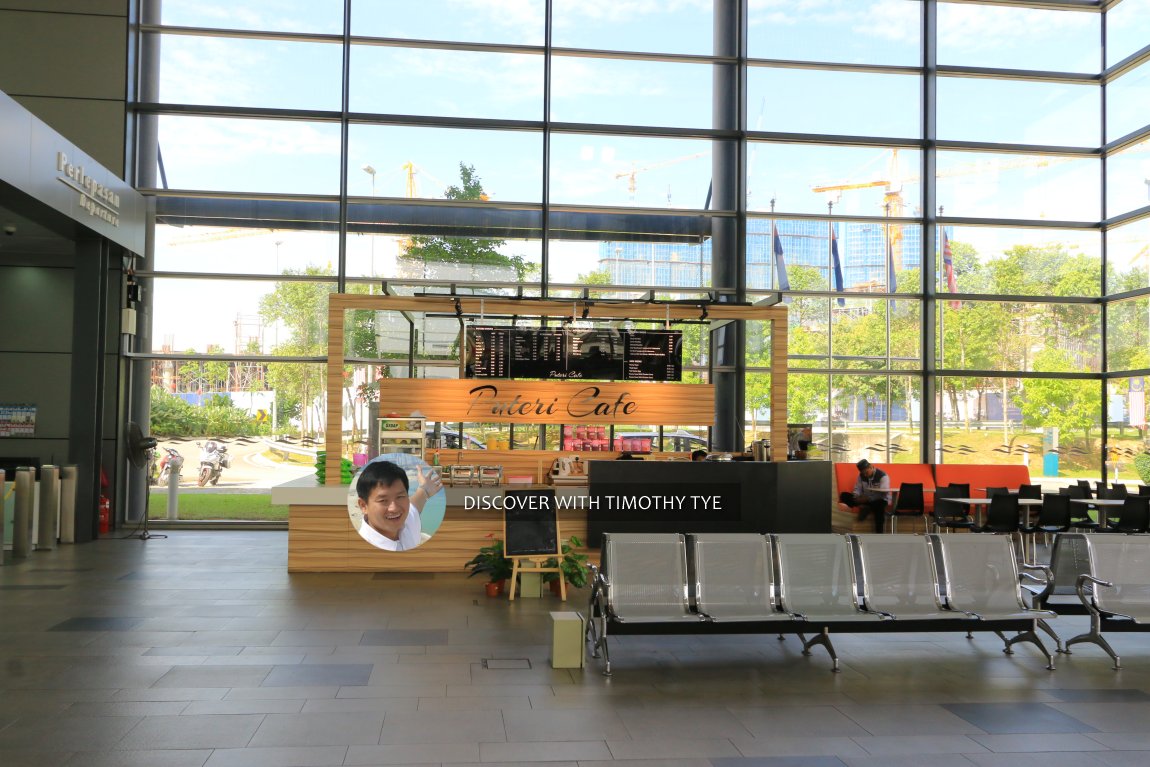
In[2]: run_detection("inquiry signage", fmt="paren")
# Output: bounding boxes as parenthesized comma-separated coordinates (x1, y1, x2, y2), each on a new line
(374, 379, 714, 425)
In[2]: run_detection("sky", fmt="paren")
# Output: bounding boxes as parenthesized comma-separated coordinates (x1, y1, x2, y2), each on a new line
(146, 0, 1150, 352)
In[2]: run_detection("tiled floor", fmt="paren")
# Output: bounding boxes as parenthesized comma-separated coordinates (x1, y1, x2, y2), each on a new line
(4, 531, 1150, 766)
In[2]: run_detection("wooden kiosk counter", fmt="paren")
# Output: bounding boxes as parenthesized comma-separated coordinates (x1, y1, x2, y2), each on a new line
(278, 294, 792, 573)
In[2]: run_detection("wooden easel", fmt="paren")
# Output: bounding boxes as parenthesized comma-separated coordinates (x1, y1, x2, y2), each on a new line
(503, 489, 564, 601)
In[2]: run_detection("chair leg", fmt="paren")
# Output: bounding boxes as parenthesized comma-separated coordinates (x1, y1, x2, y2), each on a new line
(798, 627, 840, 672)
(1003, 626, 1056, 670)
(1037, 618, 1065, 654)
(1065, 611, 1122, 670)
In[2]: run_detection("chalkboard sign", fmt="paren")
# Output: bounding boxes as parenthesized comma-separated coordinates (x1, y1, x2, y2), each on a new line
(466, 326, 681, 381)
(502, 489, 560, 558)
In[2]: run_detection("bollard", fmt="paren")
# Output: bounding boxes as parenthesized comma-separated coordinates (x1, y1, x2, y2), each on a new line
(59, 465, 77, 544)
(166, 452, 183, 520)
(13, 467, 34, 559)
(37, 464, 60, 551)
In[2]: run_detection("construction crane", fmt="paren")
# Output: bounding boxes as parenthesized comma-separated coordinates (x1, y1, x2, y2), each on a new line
(614, 152, 709, 201)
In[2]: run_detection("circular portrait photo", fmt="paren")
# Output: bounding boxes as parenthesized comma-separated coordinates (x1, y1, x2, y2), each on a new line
(347, 454, 446, 552)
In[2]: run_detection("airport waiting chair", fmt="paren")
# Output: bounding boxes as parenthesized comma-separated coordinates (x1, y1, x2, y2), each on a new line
(690, 533, 790, 623)
(851, 535, 966, 622)
(1064, 534, 1150, 669)
(931, 534, 1057, 669)
(774, 534, 884, 671)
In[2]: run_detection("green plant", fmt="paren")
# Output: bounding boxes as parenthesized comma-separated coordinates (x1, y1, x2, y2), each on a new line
(1135, 453, 1150, 485)
(542, 535, 590, 589)
(464, 535, 513, 583)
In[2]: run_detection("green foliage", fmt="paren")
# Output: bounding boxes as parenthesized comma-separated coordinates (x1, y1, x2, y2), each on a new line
(1017, 349, 1100, 442)
(149, 386, 265, 437)
(464, 536, 514, 583)
(541, 535, 590, 589)
(1134, 454, 1150, 485)
(405, 164, 530, 280)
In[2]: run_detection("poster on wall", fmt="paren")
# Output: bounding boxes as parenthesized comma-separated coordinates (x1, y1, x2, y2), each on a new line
(0, 404, 36, 437)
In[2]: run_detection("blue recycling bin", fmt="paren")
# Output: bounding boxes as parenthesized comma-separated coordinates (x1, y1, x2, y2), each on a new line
(1043, 452, 1059, 477)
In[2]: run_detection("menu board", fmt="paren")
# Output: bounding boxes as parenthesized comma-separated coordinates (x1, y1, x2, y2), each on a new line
(466, 326, 682, 381)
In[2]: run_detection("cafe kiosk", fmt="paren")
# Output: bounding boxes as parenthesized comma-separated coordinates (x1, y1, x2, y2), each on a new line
(276, 294, 798, 572)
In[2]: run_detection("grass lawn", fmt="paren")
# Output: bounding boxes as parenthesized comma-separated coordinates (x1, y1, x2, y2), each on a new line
(148, 493, 287, 521)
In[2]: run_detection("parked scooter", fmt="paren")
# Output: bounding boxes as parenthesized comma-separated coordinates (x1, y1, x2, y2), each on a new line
(156, 447, 183, 485)
(196, 440, 230, 486)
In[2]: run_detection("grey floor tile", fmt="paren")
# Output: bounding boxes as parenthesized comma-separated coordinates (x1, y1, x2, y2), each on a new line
(849, 735, 988, 756)
(0, 750, 75, 767)
(116, 714, 265, 750)
(730, 707, 871, 738)
(617, 708, 755, 740)
(478, 740, 612, 762)
(361, 629, 450, 646)
(153, 664, 273, 688)
(729, 737, 871, 758)
(380, 709, 507, 744)
(942, 702, 1098, 734)
(261, 663, 373, 687)
(301, 698, 420, 714)
(959, 754, 1113, 767)
(606, 738, 742, 759)
(248, 712, 385, 747)
(0, 714, 142, 751)
(64, 701, 189, 717)
(969, 733, 1111, 752)
(836, 704, 985, 736)
(711, 758, 848, 767)
(48, 617, 142, 632)
(503, 709, 629, 742)
(1046, 688, 1150, 702)
(181, 699, 306, 715)
(63, 749, 213, 767)
(203, 746, 348, 767)
(344, 743, 480, 764)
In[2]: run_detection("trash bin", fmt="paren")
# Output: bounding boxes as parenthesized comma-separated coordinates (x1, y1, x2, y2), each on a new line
(1043, 452, 1059, 478)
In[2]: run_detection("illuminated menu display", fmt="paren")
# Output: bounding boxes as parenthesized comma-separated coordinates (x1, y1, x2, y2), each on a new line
(467, 326, 682, 381)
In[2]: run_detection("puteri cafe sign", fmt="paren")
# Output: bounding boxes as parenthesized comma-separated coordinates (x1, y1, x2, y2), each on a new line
(57, 152, 121, 227)
(374, 379, 715, 425)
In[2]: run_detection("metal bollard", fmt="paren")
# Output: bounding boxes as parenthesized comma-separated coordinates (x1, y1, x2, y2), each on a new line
(59, 465, 77, 544)
(13, 467, 34, 559)
(37, 464, 60, 551)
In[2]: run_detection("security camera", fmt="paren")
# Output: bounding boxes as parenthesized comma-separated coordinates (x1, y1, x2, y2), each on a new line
(2, 225, 15, 236)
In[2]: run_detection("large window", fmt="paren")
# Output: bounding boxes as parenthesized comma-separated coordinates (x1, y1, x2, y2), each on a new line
(133, 0, 1150, 512)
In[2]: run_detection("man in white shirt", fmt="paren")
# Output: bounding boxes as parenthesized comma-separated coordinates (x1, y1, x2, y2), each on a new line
(355, 460, 441, 552)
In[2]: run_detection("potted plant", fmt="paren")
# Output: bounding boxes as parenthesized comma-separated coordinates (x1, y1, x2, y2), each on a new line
(542, 535, 590, 594)
(464, 534, 513, 596)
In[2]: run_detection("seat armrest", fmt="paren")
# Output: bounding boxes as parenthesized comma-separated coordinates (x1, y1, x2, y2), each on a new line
(1019, 563, 1053, 606)
(1075, 573, 1113, 615)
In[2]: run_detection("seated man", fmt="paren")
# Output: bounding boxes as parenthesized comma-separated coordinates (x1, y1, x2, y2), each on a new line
(839, 459, 891, 534)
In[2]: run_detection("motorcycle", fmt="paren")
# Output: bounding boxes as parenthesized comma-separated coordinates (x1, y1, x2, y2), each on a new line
(196, 440, 230, 487)
(156, 447, 183, 485)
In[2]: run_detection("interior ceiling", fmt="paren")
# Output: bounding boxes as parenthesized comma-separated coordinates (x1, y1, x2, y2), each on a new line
(0, 198, 76, 257)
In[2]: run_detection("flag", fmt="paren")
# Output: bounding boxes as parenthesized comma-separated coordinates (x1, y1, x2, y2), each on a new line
(772, 222, 790, 292)
(942, 228, 960, 310)
(1131, 377, 1146, 429)
(829, 224, 844, 307)
(886, 239, 897, 293)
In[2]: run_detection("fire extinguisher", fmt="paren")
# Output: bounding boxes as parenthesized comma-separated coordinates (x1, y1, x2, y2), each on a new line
(98, 466, 111, 534)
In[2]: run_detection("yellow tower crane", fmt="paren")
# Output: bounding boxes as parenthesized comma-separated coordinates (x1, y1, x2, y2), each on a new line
(614, 152, 709, 202)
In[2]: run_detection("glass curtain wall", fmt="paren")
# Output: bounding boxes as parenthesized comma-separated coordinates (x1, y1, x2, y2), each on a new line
(130, 1, 1150, 519)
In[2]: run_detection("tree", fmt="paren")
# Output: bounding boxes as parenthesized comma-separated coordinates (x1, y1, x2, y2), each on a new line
(405, 163, 530, 280)
(1018, 348, 1100, 445)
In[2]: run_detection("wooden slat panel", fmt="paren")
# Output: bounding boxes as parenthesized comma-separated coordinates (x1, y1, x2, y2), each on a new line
(770, 314, 789, 461)
(325, 304, 345, 486)
(287, 503, 590, 572)
(375, 379, 713, 425)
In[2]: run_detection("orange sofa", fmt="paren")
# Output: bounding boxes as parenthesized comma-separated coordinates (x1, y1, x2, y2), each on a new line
(832, 462, 937, 533)
(933, 464, 1032, 498)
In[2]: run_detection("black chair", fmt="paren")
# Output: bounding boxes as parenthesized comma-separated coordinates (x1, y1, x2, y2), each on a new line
(984, 486, 1009, 498)
(1018, 484, 1043, 499)
(1098, 496, 1150, 534)
(932, 485, 974, 533)
(889, 482, 925, 534)
(975, 493, 1020, 535)
(1064, 485, 1099, 530)
(1109, 483, 1129, 501)
(1076, 480, 1094, 499)
(1021, 494, 1072, 560)
(1138, 485, 1150, 496)
(945, 482, 970, 497)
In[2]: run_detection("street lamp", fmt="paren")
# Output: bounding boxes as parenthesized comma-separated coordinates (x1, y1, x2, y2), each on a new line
(362, 165, 377, 281)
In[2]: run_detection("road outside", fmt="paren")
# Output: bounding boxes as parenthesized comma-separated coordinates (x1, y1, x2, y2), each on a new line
(149, 438, 314, 491)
